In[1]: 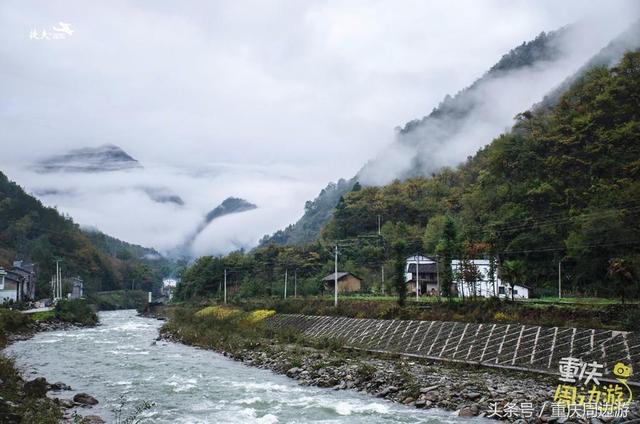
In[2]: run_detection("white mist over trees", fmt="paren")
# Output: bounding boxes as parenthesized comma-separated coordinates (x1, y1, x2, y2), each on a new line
(358, 19, 640, 186)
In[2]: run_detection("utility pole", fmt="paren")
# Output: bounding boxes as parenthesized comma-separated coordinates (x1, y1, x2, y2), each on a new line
(294, 270, 297, 298)
(558, 258, 563, 299)
(435, 254, 440, 297)
(284, 268, 288, 299)
(54, 258, 63, 301)
(416, 255, 420, 302)
(224, 268, 227, 305)
(378, 215, 385, 296)
(334, 245, 339, 307)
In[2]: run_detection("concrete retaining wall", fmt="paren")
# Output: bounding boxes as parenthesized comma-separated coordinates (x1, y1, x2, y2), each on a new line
(265, 314, 640, 385)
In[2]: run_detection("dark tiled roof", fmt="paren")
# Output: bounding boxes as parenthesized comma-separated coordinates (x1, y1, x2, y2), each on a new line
(322, 272, 353, 281)
(407, 263, 437, 273)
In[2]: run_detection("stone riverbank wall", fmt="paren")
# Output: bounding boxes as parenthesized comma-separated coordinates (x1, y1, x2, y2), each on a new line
(265, 314, 640, 386)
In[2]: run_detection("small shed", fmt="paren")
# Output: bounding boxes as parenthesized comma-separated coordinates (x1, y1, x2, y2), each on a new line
(322, 272, 361, 293)
(69, 277, 84, 299)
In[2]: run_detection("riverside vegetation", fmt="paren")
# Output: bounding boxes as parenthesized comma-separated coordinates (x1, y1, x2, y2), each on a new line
(231, 297, 640, 331)
(0, 300, 98, 423)
(157, 304, 640, 422)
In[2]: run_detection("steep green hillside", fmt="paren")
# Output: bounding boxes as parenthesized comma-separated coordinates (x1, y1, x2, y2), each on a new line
(177, 50, 640, 301)
(398, 29, 564, 137)
(260, 22, 640, 248)
(258, 178, 356, 247)
(0, 171, 167, 297)
(324, 50, 640, 295)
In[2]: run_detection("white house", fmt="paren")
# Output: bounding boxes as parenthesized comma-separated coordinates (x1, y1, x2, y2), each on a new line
(0, 267, 12, 303)
(452, 259, 529, 299)
(162, 278, 178, 300)
(0, 266, 30, 303)
(404, 256, 439, 295)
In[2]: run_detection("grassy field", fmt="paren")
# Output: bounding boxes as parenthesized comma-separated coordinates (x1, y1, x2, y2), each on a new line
(522, 296, 638, 305)
(222, 294, 640, 331)
(30, 310, 56, 321)
(300, 294, 636, 306)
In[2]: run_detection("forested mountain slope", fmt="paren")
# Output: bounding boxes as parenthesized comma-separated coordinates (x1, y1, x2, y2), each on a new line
(323, 50, 640, 295)
(260, 21, 640, 248)
(176, 50, 640, 300)
(258, 178, 356, 247)
(0, 171, 167, 296)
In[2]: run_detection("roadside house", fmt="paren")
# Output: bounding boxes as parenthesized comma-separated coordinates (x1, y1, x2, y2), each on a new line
(0, 268, 11, 303)
(403, 256, 530, 299)
(452, 259, 530, 299)
(322, 272, 361, 293)
(405, 255, 439, 296)
(69, 276, 84, 299)
(0, 269, 25, 303)
(10, 261, 37, 301)
(0, 261, 38, 303)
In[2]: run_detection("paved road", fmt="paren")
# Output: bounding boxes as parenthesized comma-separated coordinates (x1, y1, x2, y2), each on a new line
(21, 306, 53, 314)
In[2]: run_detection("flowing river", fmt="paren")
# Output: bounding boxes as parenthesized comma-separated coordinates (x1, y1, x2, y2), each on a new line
(6, 310, 470, 423)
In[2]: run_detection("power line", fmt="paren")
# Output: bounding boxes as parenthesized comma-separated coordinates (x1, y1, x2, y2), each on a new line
(499, 238, 640, 255)
(492, 206, 640, 234)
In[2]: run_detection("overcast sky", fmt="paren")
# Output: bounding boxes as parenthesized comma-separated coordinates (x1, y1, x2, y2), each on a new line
(0, 1, 638, 255)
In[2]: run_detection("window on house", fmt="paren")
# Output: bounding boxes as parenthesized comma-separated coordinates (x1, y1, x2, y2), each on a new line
(513, 289, 518, 295)
(498, 286, 506, 295)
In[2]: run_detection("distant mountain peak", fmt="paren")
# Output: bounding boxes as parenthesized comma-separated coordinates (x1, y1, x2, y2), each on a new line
(35, 144, 142, 173)
(205, 197, 257, 224)
(171, 197, 258, 257)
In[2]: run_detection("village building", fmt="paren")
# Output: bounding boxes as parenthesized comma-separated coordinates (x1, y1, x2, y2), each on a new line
(0, 261, 37, 303)
(322, 272, 361, 293)
(162, 278, 178, 301)
(10, 261, 37, 301)
(403, 256, 530, 299)
(452, 259, 529, 299)
(69, 276, 84, 299)
(404, 255, 439, 296)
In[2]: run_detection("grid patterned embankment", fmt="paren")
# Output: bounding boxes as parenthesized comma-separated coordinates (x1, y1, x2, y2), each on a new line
(265, 314, 640, 385)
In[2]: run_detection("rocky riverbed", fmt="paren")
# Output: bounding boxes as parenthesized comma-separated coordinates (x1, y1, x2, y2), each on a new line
(161, 330, 640, 424)
(1, 319, 105, 424)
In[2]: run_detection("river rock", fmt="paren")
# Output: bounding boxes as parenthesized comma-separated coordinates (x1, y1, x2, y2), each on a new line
(80, 415, 106, 423)
(458, 404, 479, 417)
(376, 386, 399, 398)
(23, 377, 49, 397)
(419, 385, 439, 393)
(286, 367, 301, 377)
(57, 398, 75, 408)
(424, 391, 439, 402)
(403, 396, 415, 404)
(333, 381, 347, 390)
(74, 393, 99, 405)
(465, 391, 481, 401)
(50, 381, 72, 391)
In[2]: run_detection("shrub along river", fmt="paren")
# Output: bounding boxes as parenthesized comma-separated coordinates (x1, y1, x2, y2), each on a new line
(6, 310, 471, 423)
